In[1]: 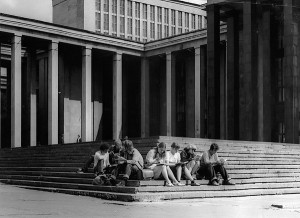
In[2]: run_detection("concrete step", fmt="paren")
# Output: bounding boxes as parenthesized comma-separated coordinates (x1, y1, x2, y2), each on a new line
(14, 185, 300, 202)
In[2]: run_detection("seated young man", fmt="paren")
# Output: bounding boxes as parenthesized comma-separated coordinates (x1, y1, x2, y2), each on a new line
(77, 142, 118, 175)
(167, 142, 200, 186)
(198, 143, 235, 186)
(180, 143, 201, 179)
(145, 142, 184, 187)
(111, 140, 144, 186)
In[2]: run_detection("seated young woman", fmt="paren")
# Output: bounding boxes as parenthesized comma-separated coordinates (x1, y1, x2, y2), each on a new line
(145, 142, 185, 187)
(167, 142, 200, 186)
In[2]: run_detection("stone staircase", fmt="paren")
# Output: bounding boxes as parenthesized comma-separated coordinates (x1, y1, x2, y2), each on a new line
(1, 136, 300, 202)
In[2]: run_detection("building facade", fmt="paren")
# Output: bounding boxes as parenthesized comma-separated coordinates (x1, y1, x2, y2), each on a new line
(52, 0, 207, 42)
(207, 0, 300, 143)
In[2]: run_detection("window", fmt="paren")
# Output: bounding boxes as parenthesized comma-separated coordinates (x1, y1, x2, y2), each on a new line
(120, 0, 125, 15)
(178, 11, 182, 27)
(164, 8, 169, 24)
(178, 11, 182, 34)
(128, 0, 132, 17)
(150, 5, 155, 22)
(191, 14, 196, 30)
(157, 24, 162, 39)
(120, 17, 125, 34)
(150, 23, 155, 39)
(95, 0, 101, 11)
(103, 0, 109, 12)
(135, 2, 140, 18)
(112, 0, 117, 14)
(104, 14, 109, 32)
(185, 12, 189, 32)
(198, 15, 202, 29)
(143, 4, 147, 19)
(157, 7, 162, 23)
(95, 12, 101, 31)
(171, 10, 176, 36)
(135, 20, 140, 36)
(128, 18, 133, 35)
(164, 25, 169, 38)
(95, 0, 101, 32)
(112, 15, 117, 33)
(143, 21, 147, 37)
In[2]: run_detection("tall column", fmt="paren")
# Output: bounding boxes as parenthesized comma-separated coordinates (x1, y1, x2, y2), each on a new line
(226, 14, 239, 140)
(257, 9, 271, 142)
(194, 47, 201, 138)
(141, 57, 149, 138)
(240, 2, 258, 141)
(283, 0, 299, 143)
(166, 52, 176, 136)
(0, 41, 2, 148)
(11, 34, 22, 148)
(113, 52, 122, 140)
(27, 49, 37, 146)
(48, 41, 59, 145)
(82, 46, 92, 142)
(207, 4, 220, 139)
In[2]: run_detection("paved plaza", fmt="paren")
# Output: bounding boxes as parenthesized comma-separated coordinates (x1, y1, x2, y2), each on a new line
(0, 183, 300, 218)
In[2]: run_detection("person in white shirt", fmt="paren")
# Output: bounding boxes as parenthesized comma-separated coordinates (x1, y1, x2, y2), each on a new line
(93, 143, 110, 176)
(167, 142, 200, 186)
(145, 142, 184, 187)
(199, 143, 235, 186)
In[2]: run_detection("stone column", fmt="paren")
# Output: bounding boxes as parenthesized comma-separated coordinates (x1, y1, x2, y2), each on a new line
(113, 52, 122, 140)
(240, 2, 258, 141)
(11, 34, 22, 148)
(48, 41, 59, 145)
(283, 0, 299, 143)
(207, 4, 220, 139)
(82, 46, 92, 142)
(166, 52, 176, 136)
(226, 14, 239, 140)
(257, 9, 271, 142)
(27, 49, 37, 146)
(141, 57, 149, 138)
(194, 47, 201, 138)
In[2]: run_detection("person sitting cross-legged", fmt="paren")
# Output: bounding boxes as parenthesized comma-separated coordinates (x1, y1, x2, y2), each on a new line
(180, 143, 201, 179)
(77, 143, 111, 176)
(167, 142, 200, 186)
(77, 140, 121, 175)
(145, 142, 185, 187)
(198, 143, 235, 186)
(110, 140, 144, 187)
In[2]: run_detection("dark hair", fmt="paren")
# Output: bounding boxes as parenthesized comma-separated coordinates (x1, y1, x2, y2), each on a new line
(210, 143, 219, 151)
(99, 143, 110, 151)
(171, 142, 180, 150)
(123, 140, 133, 149)
(157, 142, 166, 148)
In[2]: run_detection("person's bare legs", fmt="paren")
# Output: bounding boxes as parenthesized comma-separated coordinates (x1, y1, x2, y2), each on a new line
(176, 165, 182, 182)
(161, 165, 172, 184)
(166, 166, 179, 183)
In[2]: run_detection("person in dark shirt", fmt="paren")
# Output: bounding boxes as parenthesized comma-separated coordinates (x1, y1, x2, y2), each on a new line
(180, 143, 201, 179)
(111, 140, 144, 186)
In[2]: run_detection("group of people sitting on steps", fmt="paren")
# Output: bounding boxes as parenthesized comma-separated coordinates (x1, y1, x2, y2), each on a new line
(76, 138, 235, 187)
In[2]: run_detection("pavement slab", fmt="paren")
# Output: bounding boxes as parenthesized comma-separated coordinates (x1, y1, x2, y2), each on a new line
(0, 183, 300, 218)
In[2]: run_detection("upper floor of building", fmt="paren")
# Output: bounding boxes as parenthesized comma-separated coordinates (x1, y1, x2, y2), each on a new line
(52, 0, 207, 42)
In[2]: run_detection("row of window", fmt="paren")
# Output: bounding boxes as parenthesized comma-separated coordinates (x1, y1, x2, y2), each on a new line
(95, 0, 206, 42)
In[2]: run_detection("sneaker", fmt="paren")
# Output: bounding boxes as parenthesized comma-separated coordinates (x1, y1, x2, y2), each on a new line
(165, 182, 174, 187)
(191, 181, 201, 186)
(209, 180, 219, 186)
(174, 182, 185, 186)
(76, 168, 84, 174)
(116, 180, 126, 187)
(223, 180, 235, 185)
